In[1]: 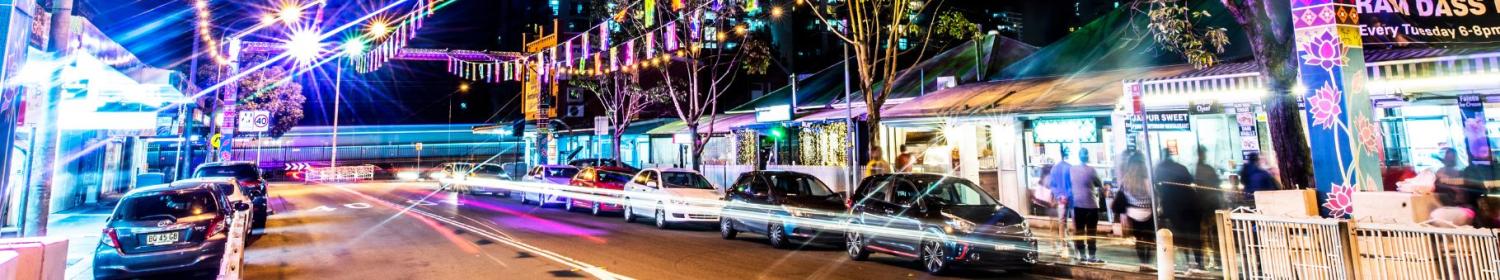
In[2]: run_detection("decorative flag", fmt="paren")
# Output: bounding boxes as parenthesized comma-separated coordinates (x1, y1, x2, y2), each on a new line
(609, 47, 618, 71)
(599, 24, 609, 50)
(625, 40, 635, 66)
(582, 32, 591, 68)
(565, 41, 573, 67)
(672, 0, 684, 11)
(593, 53, 602, 74)
(646, 32, 656, 58)
(645, 0, 656, 27)
(666, 22, 678, 51)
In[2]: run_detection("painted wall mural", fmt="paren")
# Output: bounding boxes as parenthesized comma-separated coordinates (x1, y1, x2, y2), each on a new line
(1292, 0, 1386, 218)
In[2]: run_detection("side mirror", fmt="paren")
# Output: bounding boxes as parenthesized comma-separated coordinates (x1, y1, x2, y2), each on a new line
(646, 181, 659, 188)
(834, 191, 848, 199)
(233, 202, 251, 212)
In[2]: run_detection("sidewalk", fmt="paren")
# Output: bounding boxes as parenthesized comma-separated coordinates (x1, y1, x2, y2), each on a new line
(1028, 219, 1222, 280)
(47, 204, 113, 280)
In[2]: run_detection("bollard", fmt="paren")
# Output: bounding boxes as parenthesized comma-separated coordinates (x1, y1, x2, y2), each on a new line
(1157, 228, 1174, 280)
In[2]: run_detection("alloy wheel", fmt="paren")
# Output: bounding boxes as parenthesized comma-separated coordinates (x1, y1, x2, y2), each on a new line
(720, 218, 737, 239)
(768, 223, 789, 249)
(846, 231, 868, 260)
(654, 208, 669, 229)
(921, 239, 948, 274)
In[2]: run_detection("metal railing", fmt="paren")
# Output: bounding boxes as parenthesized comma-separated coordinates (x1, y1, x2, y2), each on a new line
(1353, 221, 1500, 280)
(1217, 210, 1500, 280)
(216, 209, 252, 280)
(1217, 210, 1355, 280)
(304, 165, 376, 182)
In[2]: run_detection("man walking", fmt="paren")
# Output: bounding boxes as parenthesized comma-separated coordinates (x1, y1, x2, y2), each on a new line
(1070, 149, 1103, 264)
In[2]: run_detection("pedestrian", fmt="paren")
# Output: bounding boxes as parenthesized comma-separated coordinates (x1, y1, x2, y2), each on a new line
(865, 146, 891, 177)
(1435, 148, 1482, 226)
(1237, 152, 1277, 208)
(1047, 148, 1074, 208)
(1192, 146, 1226, 271)
(1153, 149, 1202, 270)
(1114, 149, 1154, 268)
(1070, 149, 1103, 264)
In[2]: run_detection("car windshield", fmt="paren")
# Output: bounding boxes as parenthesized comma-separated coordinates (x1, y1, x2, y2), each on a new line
(475, 164, 504, 174)
(661, 172, 713, 189)
(766, 174, 834, 197)
(545, 167, 579, 178)
(117, 191, 219, 221)
(451, 163, 474, 171)
(598, 171, 633, 184)
(914, 177, 997, 206)
(194, 165, 257, 180)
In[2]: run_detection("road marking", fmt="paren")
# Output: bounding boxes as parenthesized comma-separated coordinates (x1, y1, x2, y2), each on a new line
(404, 207, 634, 280)
(344, 202, 372, 209)
(308, 206, 338, 212)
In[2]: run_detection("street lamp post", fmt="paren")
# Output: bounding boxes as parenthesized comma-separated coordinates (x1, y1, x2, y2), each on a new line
(331, 58, 342, 168)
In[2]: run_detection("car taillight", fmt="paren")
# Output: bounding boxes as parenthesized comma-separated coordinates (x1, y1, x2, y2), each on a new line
(205, 216, 227, 237)
(101, 228, 122, 253)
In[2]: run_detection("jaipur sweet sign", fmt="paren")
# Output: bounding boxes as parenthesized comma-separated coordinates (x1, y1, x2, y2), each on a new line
(1357, 0, 1500, 47)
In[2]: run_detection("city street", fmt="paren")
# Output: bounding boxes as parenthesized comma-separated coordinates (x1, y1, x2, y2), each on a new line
(242, 182, 1055, 280)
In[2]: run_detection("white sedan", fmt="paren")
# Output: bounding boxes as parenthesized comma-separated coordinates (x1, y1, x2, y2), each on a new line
(621, 168, 723, 229)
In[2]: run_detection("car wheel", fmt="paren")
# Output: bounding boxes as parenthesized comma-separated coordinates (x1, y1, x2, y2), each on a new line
(720, 218, 737, 239)
(591, 202, 603, 216)
(564, 198, 575, 212)
(622, 202, 637, 223)
(846, 230, 870, 261)
(654, 207, 671, 229)
(768, 222, 790, 249)
(920, 236, 950, 275)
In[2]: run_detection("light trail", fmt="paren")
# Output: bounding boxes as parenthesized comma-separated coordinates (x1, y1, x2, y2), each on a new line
(439, 177, 1048, 260)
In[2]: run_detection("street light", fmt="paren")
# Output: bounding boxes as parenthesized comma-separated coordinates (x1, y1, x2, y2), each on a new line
(368, 20, 389, 38)
(278, 1, 303, 25)
(285, 28, 323, 66)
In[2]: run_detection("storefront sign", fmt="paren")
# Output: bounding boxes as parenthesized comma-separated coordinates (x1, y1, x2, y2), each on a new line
(1145, 111, 1191, 131)
(1358, 1, 1500, 47)
(1459, 94, 1492, 165)
(1189, 99, 1222, 115)
(1031, 118, 1099, 143)
(1234, 104, 1261, 160)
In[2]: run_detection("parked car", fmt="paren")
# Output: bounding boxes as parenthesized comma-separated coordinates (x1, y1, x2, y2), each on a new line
(720, 171, 848, 248)
(621, 168, 722, 229)
(193, 161, 268, 228)
(567, 158, 637, 172)
(499, 162, 530, 180)
(432, 162, 474, 190)
(93, 181, 252, 280)
(520, 165, 580, 206)
(844, 173, 1036, 274)
(564, 166, 637, 216)
(463, 163, 512, 197)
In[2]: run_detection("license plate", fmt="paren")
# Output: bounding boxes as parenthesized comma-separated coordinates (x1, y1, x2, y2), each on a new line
(144, 231, 180, 246)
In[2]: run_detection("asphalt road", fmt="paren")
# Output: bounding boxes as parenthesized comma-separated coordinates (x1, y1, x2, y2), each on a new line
(242, 181, 1060, 280)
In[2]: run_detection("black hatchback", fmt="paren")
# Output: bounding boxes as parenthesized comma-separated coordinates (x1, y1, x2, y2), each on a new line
(719, 171, 848, 248)
(93, 181, 252, 279)
(193, 161, 268, 228)
(844, 173, 1036, 275)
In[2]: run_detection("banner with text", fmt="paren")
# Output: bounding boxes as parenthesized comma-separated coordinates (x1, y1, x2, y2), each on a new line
(1358, 0, 1500, 47)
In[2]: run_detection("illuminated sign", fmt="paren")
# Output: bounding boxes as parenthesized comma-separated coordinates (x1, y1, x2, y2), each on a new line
(1146, 111, 1192, 131)
(755, 105, 792, 123)
(54, 54, 182, 131)
(1031, 118, 1099, 143)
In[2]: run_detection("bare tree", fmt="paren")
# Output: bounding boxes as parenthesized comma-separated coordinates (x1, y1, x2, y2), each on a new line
(1142, 0, 1310, 189)
(570, 76, 665, 161)
(806, 0, 945, 161)
(604, 0, 768, 170)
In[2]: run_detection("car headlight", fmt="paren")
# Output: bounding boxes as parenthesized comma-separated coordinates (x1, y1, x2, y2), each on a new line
(942, 213, 978, 233)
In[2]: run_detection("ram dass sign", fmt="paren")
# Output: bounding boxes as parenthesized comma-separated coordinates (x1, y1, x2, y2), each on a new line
(1358, 0, 1500, 47)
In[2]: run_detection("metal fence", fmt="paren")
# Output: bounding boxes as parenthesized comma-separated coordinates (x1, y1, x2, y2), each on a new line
(1217, 210, 1500, 280)
(304, 165, 376, 182)
(1217, 211, 1355, 280)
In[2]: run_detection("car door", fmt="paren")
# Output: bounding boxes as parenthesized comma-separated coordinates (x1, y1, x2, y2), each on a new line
(627, 171, 658, 216)
(730, 174, 771, 233)
(724, 175, 753, 231)
(855, 177, 902, 248)
(884, 179, 928, 254)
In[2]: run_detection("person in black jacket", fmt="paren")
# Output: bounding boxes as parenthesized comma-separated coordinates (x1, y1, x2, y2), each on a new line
(1153, 149, 1204, 270)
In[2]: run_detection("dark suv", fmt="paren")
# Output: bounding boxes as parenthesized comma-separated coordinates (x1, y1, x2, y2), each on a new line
(193, 161, 269, 228)
(93, 181, 252, 279)
(844, 173, 1036, 274)
(720, 171, 848, 248)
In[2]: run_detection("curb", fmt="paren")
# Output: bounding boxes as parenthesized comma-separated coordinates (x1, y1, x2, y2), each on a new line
(1031, 261, 1220, 280)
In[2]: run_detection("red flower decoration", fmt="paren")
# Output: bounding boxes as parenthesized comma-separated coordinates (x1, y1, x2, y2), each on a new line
(1307, 83, 1342, 130)
(1323, 182, 1356, 218)
(1355, 117, 1384, 156)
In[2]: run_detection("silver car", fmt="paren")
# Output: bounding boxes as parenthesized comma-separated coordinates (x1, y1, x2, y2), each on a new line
(93, 181, 251, 279)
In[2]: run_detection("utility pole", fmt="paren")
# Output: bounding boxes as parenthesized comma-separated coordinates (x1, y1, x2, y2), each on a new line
(331, 59, 342, 168)
(23, 0, 74, 237)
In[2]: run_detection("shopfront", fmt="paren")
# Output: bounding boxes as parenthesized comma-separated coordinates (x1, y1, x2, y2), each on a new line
(1124, 67, 1275, 192)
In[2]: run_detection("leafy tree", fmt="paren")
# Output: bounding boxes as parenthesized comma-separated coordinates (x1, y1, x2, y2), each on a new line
(234, 61, 307, 138)
(1142, 0, 1310, 189)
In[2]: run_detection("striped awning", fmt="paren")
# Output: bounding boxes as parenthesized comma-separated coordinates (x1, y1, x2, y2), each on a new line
(1126, 47, 1500, 103)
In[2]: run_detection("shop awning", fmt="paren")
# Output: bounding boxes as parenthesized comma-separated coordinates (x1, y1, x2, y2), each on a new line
(644, 113, 759, 136)
(883, 65, 1199, 119)
(729, 34, 1037, 113)
(1126, 46, 1500, 105)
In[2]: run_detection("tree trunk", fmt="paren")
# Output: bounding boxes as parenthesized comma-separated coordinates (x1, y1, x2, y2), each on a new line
(1242, 0, 1314, 190)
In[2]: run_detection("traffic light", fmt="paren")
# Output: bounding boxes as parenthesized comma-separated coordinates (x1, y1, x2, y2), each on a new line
(768, 125, 786, 140)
